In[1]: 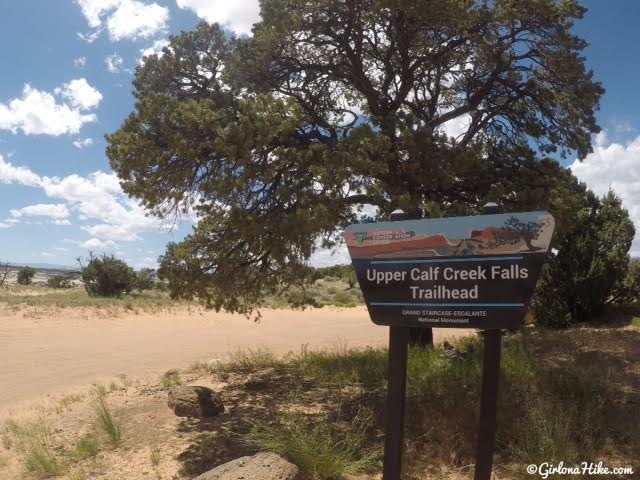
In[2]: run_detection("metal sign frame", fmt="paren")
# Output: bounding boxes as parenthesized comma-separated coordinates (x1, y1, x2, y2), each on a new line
(344, 209, 555, 480)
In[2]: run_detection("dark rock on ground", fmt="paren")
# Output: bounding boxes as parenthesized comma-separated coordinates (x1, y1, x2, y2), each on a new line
(168, 385, 224, 418)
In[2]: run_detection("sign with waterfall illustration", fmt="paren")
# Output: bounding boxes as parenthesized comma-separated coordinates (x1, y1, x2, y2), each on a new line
(344, 212, 555, 329)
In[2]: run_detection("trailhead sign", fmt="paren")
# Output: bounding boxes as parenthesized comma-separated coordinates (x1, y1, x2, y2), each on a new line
(344, 211, 555, 330)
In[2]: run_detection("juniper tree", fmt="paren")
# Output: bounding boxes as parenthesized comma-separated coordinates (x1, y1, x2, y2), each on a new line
(533, 191, 635, 326)
(17, 267, 36, 286)
(107, 0, 603, 313)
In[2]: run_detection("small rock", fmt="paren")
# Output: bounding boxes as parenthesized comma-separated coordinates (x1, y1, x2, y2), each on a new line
(168, 386, 224, 418)
(193, 452, 298, 480)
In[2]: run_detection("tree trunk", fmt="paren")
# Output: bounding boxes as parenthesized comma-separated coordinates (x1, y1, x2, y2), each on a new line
(524, 237, 537, 251)
(409, 327, 433, 347)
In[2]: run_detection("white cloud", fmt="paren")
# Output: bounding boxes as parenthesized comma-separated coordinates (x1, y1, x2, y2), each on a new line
(55, 78, 103, 110)
(105, 53, 124, 73)
(76, 0, 121, 28)
(74, 56, 87, 68)
(76, 0, 169, 41)
(0, 83, 98, 136)
(81, 238, 117, 250)
(40, 173, 161, 240)
(10, 203, 70, 221)
(309, 244, 350, 267)
(0, 156, 173, 247)
(107, 0, 168, 41)
(0, 155, 42, 186)
(82, 222, 143, 241)
(77, 30, 101, 43)
(176, 0, 260, 35)
(128, 256, 157, 269)
(139, 39, 169, 63)
(570, 132, 640, 256)
(73, 137, 94, 149)
(3, 218, 20, 225)
(439, 113, 472, 141)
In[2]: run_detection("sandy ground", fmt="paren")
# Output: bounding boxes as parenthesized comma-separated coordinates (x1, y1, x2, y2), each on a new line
(0, 305, 473, 411)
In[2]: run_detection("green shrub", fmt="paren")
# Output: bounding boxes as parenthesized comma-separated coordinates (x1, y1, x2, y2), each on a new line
(346, 270, 358, 289)
(289, 346, 387, 388)
(149, 445, 161, 468)
(17, 267, 36, 285)
(7, 419, 65, 478)
(47, 274, 75, 289)
(244, 409, 380, 479)
(534, 191, 634, 327)
(161, 370, 182, 387)
(135, 268, 156, 291)
(332, 290, 356, 306)
(91, 385, 121, 446)
(285, 288, 320, 308)
(313, 265, 355, 281)
(224, 348, 283, 372)
(80, 254, 136, 298)
(71, 434, 99, 461)
(66, 468, 87, 480)
(612, 259, 640, 303)
(182, 333, 640, 477)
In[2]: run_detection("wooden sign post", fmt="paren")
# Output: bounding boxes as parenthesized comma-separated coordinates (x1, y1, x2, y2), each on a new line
(382, 210, 410, 480)
(344, 208, 555, 480)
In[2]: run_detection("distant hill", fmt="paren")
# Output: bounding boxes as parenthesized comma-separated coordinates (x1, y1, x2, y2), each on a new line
(6, 262, 78, 273)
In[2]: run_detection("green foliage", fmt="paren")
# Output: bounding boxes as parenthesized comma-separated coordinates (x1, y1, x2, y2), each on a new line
(346, 270, 358, 289)
(260, 276, 364, 309)
(0, 261, 10, 287)
(160, 369, 182, 387)
(284, 287, 321, 308)
(91, 385, 121, 446)
(311, 264, 359, 290)
(221, 332, 639, 477)
(71, 434, 99, 461)
(612, 259, 640, 304)
(188, 360, 217, 376)
(289, 345, 388, 388)
(56, 393, 85, 414)
(313, 265, 354, 281)
(47, 274, 75, 289)
(149, 445, 161, 468)
(66, 468, 87, 480)
(221, 348, 282, 373)
(244, 409, 381, 479)
(534, 191, 635, 327)
(17, 266, 36, 285)
(0, 285, 176, 309)
(80, 254, 136, 298)
(7, 419, 65, 478)
(107, 2, 603, 313)
(134, 268, 156, 291)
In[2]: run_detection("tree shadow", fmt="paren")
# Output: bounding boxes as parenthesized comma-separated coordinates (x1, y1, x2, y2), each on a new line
(175, 370, 317, 477)
(587, 304, 640, 328)
(175, 327, 640, 479)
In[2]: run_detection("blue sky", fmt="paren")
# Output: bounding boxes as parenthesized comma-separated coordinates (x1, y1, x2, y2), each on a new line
(1, 1, 639, 269)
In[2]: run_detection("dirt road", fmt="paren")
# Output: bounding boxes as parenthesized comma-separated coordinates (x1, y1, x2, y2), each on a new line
(0, 305, 473, 409)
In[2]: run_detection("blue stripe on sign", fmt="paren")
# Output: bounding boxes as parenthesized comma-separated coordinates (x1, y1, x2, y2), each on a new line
(370, 256, 523, 265)
(369, 302, 525, 308)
